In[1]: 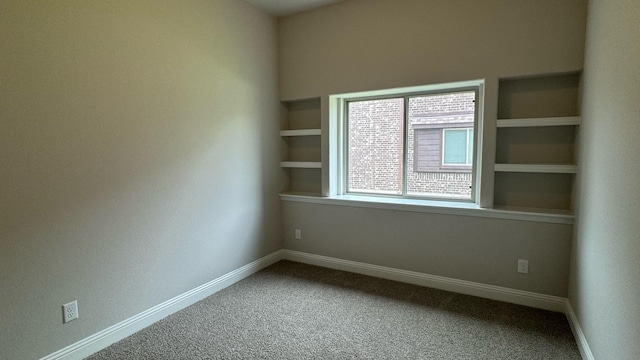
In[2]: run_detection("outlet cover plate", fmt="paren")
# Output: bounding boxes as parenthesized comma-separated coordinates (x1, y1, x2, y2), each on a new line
(63, 300, 78, 323)
(517, 259, 529, 274)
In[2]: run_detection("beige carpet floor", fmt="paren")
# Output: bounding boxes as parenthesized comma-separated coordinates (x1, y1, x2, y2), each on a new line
(86, 260, 581, 359)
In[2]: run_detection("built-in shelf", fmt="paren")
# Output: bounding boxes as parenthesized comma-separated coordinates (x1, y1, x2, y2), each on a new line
(281, 161, 322, 169)
(491, 205, 574, 218)
(279, 191, 324, 198)
(494, 164, 577, 174)
(496, 116, 580, 127)
(280, 129, 321, 136)
(494, 73, 579, 213)
(496, 116, 581, 128)
(281, 98, 323, 195)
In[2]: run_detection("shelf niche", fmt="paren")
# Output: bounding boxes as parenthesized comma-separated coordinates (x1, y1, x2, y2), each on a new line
(494, 73, 580, 214)
(498, 73, 579, 119)
(280, 97, 322, 195)
(495, 126, 576, 165)
(286, 168, 322, 194)
(494, 172, 573, 212)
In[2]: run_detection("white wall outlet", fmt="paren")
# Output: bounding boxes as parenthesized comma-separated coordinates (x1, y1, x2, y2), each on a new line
(62, 300, 78, 323)
(295, 229, 301, 240)
(517, 259, 529, 274)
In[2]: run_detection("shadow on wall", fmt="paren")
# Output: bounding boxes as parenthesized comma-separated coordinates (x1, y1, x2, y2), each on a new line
(0, 1, 281, 358)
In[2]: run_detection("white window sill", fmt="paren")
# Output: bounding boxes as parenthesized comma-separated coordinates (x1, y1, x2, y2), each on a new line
(279, 192, 574, 224)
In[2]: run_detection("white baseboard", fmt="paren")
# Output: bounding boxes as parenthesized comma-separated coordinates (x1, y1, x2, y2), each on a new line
(282, 250, 568, 313)
(43, 249, 580, 360)
(566, 301, 595, 360)
(41, 250, 284, 360)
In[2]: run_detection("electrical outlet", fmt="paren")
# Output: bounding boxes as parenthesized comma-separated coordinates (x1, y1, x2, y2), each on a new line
(517, 259, 529, 274)
(62, 300, 78, 323)
(295, 229, 302, 240)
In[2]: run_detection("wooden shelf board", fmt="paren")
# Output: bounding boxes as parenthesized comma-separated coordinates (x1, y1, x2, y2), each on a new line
(492, 205, 574, 218)
(281, 161, 322, 169)
(279, 191, 323, 198)
(497, 116, 580, 128)
(280, 129, 321, 136)
(494, 164, 577, 174)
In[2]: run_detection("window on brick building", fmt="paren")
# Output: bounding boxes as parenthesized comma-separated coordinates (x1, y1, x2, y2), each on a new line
(345, 88, 478, 201)
(443, 128, 473, 166)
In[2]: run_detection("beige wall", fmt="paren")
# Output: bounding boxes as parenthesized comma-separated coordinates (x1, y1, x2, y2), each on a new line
(279, 0, 586, 296)
(279, 0, 586, 100)
(570, 0, 640, 359)
(0, 1, 281, 358)
(283, 202, 572, 296)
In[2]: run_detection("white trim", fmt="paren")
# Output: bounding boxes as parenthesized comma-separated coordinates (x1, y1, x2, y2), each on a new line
(40, 251, 284, 360)
(279, 193, 574, 224)
(497, 116, 581, 128)
(279, 191, 323, 198)
(280, 129, 321, 136)
(281, 250, 568, 313)
(494, 164, 578, 174)
(42, 249, 584, 360)
(566, 301, 596, 360)
(280, 161, 322, 168)
(329, 79, 485, 100)
(330, 80, 484, 205)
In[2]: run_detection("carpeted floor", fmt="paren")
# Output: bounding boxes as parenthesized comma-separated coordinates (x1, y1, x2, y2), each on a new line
(86, 260, 581, 359)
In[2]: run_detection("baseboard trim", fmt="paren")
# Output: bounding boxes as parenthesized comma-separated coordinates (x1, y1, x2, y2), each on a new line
(282, 250, 567, 313)
(41, 250, 284, 360)
(566, 301, 595, 360)
(43, 249, 579, 360)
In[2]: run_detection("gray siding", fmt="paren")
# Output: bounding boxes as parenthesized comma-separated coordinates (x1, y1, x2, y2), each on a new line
(414, 129, 442, 172)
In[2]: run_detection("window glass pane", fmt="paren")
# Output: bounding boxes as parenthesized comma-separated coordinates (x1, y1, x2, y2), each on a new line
(347, 98, 404, 195)
(406, 91, 475, 199)
(444, 130, 467, 164)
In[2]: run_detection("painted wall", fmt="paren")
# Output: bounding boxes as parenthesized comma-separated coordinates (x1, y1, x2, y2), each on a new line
(283, 202, 572, 296)
(279, 0, 587, 100)
(279, 0, 586, 296)
(0, 1, 281, 359)
(570, 0, 640, 359)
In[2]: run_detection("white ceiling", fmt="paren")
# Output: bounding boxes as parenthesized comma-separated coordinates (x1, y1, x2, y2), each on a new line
(244, 0, 344, 17)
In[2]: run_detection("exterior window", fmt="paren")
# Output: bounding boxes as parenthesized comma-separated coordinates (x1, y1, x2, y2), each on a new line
(347, 98, 404, 195)
(346, 89, 477, 201)
(443, 128, 473, 166)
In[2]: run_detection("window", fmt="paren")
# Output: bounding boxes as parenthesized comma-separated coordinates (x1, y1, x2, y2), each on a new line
(342, 85, 479, 201)
(347, 98, 405, 195)
(443, 128, 473, 166)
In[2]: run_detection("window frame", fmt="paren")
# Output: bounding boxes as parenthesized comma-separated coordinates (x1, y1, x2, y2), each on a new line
(341, 86, 480, 203)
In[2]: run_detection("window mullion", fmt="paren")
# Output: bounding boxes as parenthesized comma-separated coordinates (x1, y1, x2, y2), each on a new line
(402, 97, 409, 197)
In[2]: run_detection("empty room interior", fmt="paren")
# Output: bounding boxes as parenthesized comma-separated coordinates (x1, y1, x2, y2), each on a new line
(1, 0, 638, 359)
